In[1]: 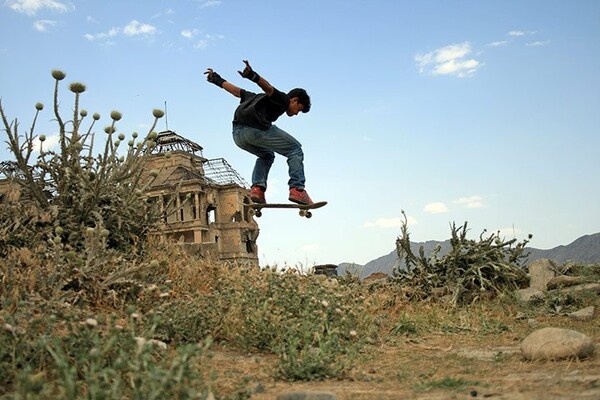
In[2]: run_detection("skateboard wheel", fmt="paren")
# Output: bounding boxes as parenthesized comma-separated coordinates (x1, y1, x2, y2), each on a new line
(305, 211, 312, 218)
(299, 210, 306, 217)
(255, 210, 262, 217)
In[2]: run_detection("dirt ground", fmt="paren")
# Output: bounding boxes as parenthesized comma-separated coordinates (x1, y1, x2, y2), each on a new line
(210, 324, 600, 400)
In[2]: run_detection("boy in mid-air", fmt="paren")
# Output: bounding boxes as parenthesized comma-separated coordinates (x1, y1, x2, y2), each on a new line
(205, 60, 314, 205)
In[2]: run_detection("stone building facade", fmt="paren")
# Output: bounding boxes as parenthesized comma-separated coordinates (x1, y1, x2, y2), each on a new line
(142, 130, 259, 265)
(0, 130, 260, 265)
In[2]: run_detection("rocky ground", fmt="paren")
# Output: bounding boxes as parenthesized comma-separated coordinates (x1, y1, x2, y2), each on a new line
(208, 260, 600, 399)
(210, 325, 600, 399)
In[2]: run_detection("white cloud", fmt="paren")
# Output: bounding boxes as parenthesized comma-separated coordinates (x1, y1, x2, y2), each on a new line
(194, 33, 223, 49)
(363, 215, 417, 229)
(7, 0, 73, 15)
(423, 202, 448, 214)
(508, 30, 526, 37)
(454, 195, 484, 209)
(33, 19, 56, 32)
(415, 42, 483, 78)
(123, 20, 156, 36)
(33, 134, 59, 153)
(84, 27, 119, 41)
(199, 0, 221, 8)
(85, 21, 156, 42)
(181, 29, 199, 39)
(526, 40, 550, 47)
(488, 40, 508, 47)
(86, 16, 98, 24)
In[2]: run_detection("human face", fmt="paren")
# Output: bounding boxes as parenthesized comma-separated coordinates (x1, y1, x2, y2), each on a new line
(286, 97, 304, 117)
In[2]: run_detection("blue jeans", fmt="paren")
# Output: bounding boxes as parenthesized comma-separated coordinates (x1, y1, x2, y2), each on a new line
(232, 123, 305, 190)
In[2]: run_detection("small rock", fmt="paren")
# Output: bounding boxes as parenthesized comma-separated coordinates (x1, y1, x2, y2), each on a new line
(527, 319, 539, 329)
(521, 327, 595, 361)
(528, 259, 556, 291)
(547, 275, 585, 290)
(568, 306, 595, 321)
(563, 283, 600, 296)
(276, 391, 337, 400)
(515, 287, 545, 302)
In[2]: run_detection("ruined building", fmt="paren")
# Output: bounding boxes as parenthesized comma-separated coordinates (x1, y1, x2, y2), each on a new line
(142, 130, 259, 265)
(0, 130, 260, 265)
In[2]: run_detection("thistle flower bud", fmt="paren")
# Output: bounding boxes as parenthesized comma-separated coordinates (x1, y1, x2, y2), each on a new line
(80, 109, 88, 117)
(118, 133, 125, 141)
(69, 82, 86, 94)
(54, 226, 64, 235)
(150, 260, 160, 268)
(152, 109, 165, 118)
(104, 126, 116, 134)
(165, 151, 172, 159)
(132, 132, 138, 138)
(149, 131, 158, 140)
(51, 70, 66, 81)
(150, 170, 159, 178)
(110, 111, 122, 121)
(93, 113, 100, 120)
(53, 236, 62, 244)
(114, 140, 120, 147)
(35, 102, 44, 111)
(128, 140, 135, 147)
(39, 135, 46, 142)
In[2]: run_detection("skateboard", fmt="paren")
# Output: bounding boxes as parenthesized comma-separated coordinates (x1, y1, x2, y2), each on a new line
(247, 201, 327, 219)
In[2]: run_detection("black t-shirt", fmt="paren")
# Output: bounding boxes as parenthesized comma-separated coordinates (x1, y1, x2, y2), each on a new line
(233, 88, 290, 130)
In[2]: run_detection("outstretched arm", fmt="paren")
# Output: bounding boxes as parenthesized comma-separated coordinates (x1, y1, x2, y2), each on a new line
(204, 68, 241, 98)
(238, 60, 275, 97)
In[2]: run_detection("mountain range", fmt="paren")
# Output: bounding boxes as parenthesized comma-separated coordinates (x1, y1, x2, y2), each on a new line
(338, 232, 600, 279)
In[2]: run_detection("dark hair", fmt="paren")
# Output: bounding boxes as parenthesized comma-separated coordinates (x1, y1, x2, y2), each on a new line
(288, 88, 311, 113)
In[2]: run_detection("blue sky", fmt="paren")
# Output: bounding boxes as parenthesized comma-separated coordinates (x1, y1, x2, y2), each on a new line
(1, 0, 599, 267)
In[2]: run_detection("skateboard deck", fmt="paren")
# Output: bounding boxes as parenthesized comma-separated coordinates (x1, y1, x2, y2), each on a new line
(247, 201, 327, 218)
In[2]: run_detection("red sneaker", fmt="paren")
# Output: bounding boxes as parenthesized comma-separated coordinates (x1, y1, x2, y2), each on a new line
(289, 187, 314, 205)
(250, 185, 266, 203)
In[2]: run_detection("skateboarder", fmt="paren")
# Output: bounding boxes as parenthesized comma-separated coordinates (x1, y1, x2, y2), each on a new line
(204, 60, 314, 205)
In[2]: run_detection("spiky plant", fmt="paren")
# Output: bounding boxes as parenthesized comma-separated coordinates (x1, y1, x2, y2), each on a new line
(393, 211, 530, 305)
(0, 70, 164, 253)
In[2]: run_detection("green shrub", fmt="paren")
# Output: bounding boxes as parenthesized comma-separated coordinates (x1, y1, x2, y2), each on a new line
(393, 211, 530, 305)
(1, 69, 163, 256)
(0, 305, 214, 399)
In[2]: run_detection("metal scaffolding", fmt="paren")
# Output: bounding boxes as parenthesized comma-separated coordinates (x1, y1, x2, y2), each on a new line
(204, 158, 249, 188)
(151, 130, 203, 156)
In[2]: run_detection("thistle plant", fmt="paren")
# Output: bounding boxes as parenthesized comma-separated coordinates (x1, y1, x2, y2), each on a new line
(0, 69, 164, 253)
(393, 211, 530, 305)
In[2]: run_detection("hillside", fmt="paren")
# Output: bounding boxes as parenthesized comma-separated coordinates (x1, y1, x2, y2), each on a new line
(339, 232, 600, 278)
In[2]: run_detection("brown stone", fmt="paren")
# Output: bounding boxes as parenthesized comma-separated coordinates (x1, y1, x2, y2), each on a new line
(521, 327, 595, 361)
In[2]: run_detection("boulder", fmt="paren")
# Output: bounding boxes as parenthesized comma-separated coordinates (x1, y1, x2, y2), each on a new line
(521, 327, 595, 361)
(514, 287, 545, 302)
(528, 259, 556, 291)
(547, 275, 585, 290)
(568, 306, 595, 321)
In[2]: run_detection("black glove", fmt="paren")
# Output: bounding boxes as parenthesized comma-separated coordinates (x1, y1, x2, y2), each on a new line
(206, 70, 226, 88)
(239, 67, 260, 83)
